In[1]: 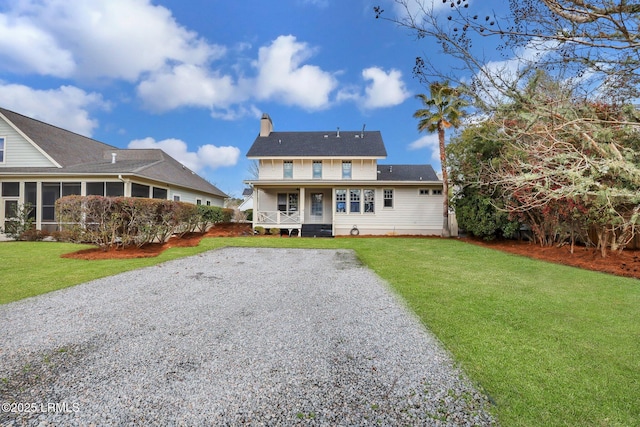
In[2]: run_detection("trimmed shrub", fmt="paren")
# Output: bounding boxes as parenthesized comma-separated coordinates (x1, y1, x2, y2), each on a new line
(55, 196, 230, 248)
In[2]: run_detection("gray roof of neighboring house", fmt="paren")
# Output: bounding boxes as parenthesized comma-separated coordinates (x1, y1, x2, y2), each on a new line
(246, 131, 387, 158)
(376, 164, 440, 182)
(0, 107, 227, 198)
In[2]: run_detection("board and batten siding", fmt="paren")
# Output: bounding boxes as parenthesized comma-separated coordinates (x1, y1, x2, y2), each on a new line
(0, 117, 57, 167)
(258, 159, 378, 180)
(333, 187, 442, 236)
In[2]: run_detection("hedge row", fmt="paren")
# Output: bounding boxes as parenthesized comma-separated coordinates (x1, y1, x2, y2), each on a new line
(55, 195, 233, 248)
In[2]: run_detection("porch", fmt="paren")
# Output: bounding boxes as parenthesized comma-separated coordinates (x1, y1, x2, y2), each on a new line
(251, 187, 334, 235)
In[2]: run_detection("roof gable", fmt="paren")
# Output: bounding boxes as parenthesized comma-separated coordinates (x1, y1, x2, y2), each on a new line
(0, 107, 227, 198)
(0, 107, 116, 167)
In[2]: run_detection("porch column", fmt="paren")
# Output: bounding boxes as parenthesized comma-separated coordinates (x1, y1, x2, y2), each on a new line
(298, 187, 305, 225)
(253, 187, 259, 230)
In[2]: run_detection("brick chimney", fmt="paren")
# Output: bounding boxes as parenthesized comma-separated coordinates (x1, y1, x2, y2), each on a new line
(260, 113, 273, 137)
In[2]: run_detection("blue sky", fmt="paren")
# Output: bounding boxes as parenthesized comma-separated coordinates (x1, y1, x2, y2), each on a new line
(0, 0, 505, 198)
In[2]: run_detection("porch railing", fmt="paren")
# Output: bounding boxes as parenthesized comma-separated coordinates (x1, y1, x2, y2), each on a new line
(256, 211, 300, 225)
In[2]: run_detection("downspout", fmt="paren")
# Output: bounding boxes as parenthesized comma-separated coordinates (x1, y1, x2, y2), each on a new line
(118, 174, 130, 197)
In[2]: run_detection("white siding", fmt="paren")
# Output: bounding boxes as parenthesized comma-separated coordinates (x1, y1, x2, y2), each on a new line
(0, 117, 57, 167)
(333, 187, 442, 236)
(168, 188, 224, 206)
(258, 159, 378, 181)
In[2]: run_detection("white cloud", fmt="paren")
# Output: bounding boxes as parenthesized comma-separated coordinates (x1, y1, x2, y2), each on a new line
(197, 144, 241, 169)
(137, 64, 238, 112)
(0, 14, 74, 77)
(472, 37, 560, 106)
(253, 35, 338, 110)
(408, 133, 441, 164)
(361, 67, 411, 108)
(128, 137, 240, 172)
(0, 83, 106, 136)
(2, 0, 223, 81)
(210, 105, 262, 121)
(336, 67, 411, 109)
(0, 1, 410, 120)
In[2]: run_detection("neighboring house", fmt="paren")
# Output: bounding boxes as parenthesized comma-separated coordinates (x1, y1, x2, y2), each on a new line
(0, 107, 227, 234)
(238, 188, 253, 212)
(245, 114, 444, 236)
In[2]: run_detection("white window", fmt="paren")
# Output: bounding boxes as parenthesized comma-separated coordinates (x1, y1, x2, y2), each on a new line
(364, 189, 375, 213)
(277, 193, 298, 213)
(336, 189, 347, 212)
(173, 195, 181, 201)
(350, 189, 361, 213)
(311, 193, 323, 216)
(0, 137, 5, 163)
(342, 161, 352, 179)
(432, 189, 443, 195)
(312, 161, 322, 179)
(419, 189, 429, 195)
(283, 161, 293, 179)
(383, 189, 393, 208)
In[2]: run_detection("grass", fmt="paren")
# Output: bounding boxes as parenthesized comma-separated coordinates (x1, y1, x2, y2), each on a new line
(1, 237, 639, 426)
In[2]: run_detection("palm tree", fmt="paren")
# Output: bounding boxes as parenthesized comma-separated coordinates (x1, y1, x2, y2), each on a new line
(414, 82, 468, 237)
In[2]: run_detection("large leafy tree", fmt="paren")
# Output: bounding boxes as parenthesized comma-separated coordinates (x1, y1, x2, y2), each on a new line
(414, 82, 468, 237)
(377, 1, 640, 254)
(447, 71, 640, 255)
(447, 123, 520, 240)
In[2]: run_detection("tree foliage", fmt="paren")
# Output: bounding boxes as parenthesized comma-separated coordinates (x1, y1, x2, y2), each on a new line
(447, 123, 520, 240)
(376, 1, 640, 255)
(448, 72, 640, 255)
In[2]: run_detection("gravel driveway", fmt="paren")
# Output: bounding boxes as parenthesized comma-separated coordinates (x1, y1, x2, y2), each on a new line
(1, 247, 495, 426)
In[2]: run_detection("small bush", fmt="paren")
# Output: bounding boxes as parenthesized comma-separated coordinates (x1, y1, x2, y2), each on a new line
(1, 203, 35, 240)
(254, 226, 265, 235)
(52, 228, 85, 243)
(19, 228, 50, 241)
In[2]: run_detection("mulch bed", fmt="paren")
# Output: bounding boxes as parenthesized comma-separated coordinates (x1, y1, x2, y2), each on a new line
(61, 223, 640, 280)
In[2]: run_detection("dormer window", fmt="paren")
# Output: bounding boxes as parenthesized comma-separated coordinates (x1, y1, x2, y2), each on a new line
(283, 161, 293, 179)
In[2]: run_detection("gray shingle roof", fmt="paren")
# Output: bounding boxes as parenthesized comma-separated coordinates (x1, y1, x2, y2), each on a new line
(0, 107, 117, 167)
(0, 107, 227, 198)
(246, 131, 387, 158)
(376, 164, 440, 182)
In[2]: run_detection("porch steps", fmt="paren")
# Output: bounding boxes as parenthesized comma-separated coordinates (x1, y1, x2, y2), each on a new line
(300, 224, 333, 238)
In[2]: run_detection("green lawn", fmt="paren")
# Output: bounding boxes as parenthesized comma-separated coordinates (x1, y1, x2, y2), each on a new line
(1, 237, 638, 426)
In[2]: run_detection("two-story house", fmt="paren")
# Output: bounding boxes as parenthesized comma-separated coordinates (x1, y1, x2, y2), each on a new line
(0, 107, 227, 235)
(245, 114, 444, 237)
